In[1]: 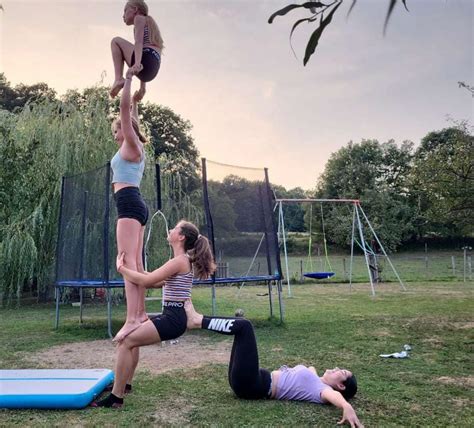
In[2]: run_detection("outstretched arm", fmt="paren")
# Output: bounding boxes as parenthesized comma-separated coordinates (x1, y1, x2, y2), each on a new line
(131, 83, 146, 122)
(119, 70, 142, 161)
(321, 389, 364, 428)
(131, 94, 139, 123)
(117, 253, 178, 288)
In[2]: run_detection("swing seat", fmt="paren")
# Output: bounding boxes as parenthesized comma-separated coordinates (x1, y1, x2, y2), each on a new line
(303, 272, 335, 279)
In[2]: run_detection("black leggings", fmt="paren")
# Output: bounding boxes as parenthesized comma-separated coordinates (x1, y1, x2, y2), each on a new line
(202, 317, 271, 399)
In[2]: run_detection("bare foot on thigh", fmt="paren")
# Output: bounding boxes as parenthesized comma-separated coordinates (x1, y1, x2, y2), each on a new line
(113, 320, 141, 343)
(184, 300, 203, 329)
(110, 78, 125, 98)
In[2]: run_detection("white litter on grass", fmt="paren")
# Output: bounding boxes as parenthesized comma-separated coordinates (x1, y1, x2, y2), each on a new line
(380, 344, 412, 359)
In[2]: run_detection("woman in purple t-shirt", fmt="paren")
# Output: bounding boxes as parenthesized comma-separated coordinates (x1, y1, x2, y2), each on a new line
(185, 301, 364, 428)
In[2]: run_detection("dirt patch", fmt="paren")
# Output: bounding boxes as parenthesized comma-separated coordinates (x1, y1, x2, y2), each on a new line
(21, 334, 232, 375)
(373, 329, 393, 337)
(450, 398, 472, 408)
(151, 396, 196, 425)
(437, 376, 474, 388)
(404, 317, 474, 331)
(422, 337, 444, 349)
(451, 322, 474, 330)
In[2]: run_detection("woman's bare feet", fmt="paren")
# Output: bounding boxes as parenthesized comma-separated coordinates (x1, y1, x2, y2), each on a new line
(110, 78, 125, 98)
(184, 300, 203, 329)
(113, 320, 141, 343)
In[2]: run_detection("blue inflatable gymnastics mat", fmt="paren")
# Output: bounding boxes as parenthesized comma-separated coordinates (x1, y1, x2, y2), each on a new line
(0, 369, 114, 409)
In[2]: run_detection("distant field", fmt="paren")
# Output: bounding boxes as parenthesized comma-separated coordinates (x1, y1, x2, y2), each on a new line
(218, 251, 472, 284)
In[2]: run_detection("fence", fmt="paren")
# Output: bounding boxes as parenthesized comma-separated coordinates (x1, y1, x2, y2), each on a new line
(282, 251, 473, 283)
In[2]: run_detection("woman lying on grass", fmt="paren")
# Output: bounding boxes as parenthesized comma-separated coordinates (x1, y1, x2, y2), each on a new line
(185, 301, 364, 428)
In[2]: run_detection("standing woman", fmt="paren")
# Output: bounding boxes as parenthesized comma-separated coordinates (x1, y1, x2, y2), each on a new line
(110, 0, 163, 98)
(92, 220, 216, 408)
(111, 68, 149, 342)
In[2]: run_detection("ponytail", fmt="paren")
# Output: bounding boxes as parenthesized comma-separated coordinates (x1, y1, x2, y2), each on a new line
(179, 221, 216, 280)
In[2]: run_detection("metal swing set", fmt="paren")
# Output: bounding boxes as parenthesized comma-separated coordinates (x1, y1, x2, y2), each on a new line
(303, 203, 335, 280)
(276, 198, 406, 297)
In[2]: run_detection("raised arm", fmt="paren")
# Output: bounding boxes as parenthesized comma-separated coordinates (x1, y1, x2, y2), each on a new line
(320, 389, 364, 428)
(131, 84, 146, 123)
(119, 71, 142, 161)
(131, 94, 139, 123)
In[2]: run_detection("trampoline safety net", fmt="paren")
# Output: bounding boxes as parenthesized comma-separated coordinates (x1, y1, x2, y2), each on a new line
(199, 158, 282, 283)
(55, 162, 158, 286)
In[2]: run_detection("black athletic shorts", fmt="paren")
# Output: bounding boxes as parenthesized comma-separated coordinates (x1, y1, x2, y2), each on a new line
(151, 301, 187, 341)
(114, 186, 148, 226)
(131, 48, 161, 82)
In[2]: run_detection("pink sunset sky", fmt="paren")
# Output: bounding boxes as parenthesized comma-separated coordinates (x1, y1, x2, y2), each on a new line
(0, 0, 472, 189)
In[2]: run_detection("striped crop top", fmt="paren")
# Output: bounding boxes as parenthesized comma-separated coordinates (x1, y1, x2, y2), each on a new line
(163, 270, 193, 301)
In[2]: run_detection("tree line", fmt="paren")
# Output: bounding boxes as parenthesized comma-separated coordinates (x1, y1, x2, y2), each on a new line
(0, 73, 472, 304)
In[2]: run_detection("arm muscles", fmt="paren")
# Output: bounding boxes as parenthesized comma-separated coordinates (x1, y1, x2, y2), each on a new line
(321, 389, 348, 408)
(133, 16, 145, 65)
(120, 258, 183, 287)
(119, 82, 142, 160)
(321, 389, 363, 428)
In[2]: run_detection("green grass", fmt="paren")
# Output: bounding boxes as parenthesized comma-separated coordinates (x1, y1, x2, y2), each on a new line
(1, 282, 473, 426)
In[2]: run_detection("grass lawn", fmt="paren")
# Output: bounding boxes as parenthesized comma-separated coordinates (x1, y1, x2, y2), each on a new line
(0, 281, 473, 426)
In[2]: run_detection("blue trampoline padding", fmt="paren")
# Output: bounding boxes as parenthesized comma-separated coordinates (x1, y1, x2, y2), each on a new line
(193, 274, 281, 285)
(304, 272, 335, 279)
(57, 275, 282, 287)
(0, 369, 114, 409)
(56, 280, 124, 287)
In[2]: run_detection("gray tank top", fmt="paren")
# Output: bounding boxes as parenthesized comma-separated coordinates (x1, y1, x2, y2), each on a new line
(111, 150, 145, 186)
(275, 365, 331, 403)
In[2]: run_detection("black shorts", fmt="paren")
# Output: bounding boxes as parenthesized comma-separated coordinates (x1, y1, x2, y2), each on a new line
(151, 302, 187, 341)
(114, 187, 148, 226)
(131, 48, 161, 82)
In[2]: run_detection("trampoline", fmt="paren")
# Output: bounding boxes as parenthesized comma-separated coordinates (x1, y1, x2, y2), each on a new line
(197, 158, 284, 320)
(55, 159, 285, 335)
(54, 162, 159, 337)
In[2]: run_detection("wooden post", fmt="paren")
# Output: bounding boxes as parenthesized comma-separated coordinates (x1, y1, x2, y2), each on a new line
(468, 256, 472, 281)
(424, 242, 428, 272)
(451, 256, 456, 277)
(463, 248, 467, 282)
(343, 257, 347, 281)
(300, 259, 304, 282)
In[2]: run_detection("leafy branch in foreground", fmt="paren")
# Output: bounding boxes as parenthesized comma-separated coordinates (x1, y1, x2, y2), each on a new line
(268, 0, 409, 66)
(458, 81, 474, 97)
